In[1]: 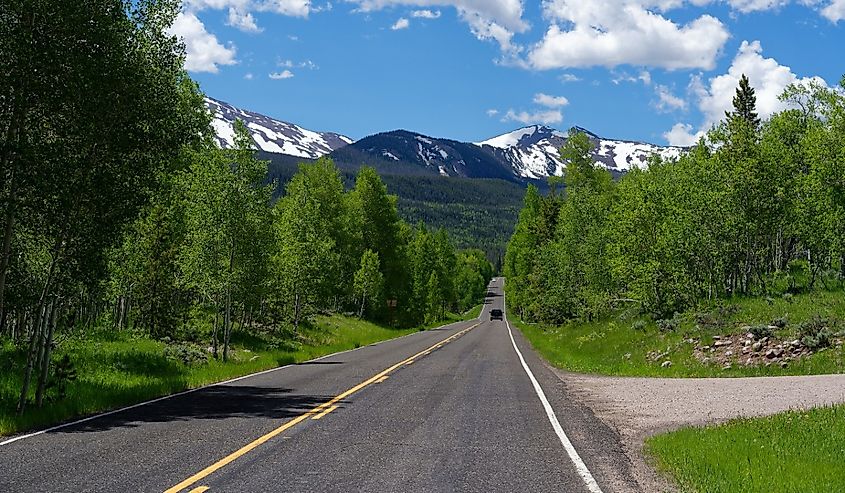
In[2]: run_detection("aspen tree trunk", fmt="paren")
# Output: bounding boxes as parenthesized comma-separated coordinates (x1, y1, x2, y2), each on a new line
(211, 298, 219, 360)
(223, 242, 234, 362)
(35, 299, 59, 407)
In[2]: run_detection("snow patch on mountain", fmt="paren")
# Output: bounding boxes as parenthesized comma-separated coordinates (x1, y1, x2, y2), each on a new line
(205, 97, 352, 159)
(477, 125, 685, 179)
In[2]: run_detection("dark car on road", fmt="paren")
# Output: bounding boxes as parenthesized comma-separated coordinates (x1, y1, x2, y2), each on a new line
(490, 309, 503, 321)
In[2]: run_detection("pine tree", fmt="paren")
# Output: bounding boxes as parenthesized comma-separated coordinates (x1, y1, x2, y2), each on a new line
(726, 74, 761, 130)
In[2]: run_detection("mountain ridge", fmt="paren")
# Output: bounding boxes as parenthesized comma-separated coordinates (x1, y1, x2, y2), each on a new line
(206, 97, 686, 183)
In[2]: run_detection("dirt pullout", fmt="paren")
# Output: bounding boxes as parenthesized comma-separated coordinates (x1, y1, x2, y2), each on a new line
(555, 370, 845, 492)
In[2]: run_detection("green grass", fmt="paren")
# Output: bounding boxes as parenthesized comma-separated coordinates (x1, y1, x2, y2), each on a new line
(0, 314, 419, 437)
(646, 405, 845, 492)
(512, 289, 845, 377)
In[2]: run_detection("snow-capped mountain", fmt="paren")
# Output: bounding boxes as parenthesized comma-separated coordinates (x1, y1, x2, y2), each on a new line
(205, 97, 685, 182)
(330, 130, 516, 180)
(205, 97, 353, 159)
(475, 125, 685, 179)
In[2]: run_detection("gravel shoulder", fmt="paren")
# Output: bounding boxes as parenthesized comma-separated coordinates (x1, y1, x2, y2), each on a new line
(552, 369, 845, 492)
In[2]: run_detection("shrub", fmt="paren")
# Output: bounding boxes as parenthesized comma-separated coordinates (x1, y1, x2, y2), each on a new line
(163, 342, 209, 366)
(657, 314, 680, 332)
(695, 304, 739, 330)
(632, 320, 647, 332)
(750, 325, 773, 340)
(771, 316, 788, 329)
(798, 316, 834, 350)
(782, 293, 794, 303)
(46, 355, 78, 401)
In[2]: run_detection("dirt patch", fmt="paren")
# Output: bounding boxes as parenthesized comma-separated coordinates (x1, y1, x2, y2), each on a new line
(554, 369, 845, 492)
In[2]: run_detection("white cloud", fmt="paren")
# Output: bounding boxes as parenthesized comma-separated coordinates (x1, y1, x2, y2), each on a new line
(612, 70, 653, 85)
(269, 69, 295, 79)
(821, 0, 845, 21)
(244, 72, 255, 79)
(663, 123, 704, 146)
(503, 108, 563, 125)
(527, 1, 729, 70)
(533, 93, 569, 107)
(559, 73, 581, 83)
(255, 0, 312, 16)
(169, 12, 237, 73)
(412, 9, 441, 18)
(391, 17, 410, 29)
(664, 40, 832, 144)
(486, 109, 500, 116)
(227, 6, 263, 31)
(696, 40, 830, 128)
(654, 84, 687, 112)
(346, 0, 528, 52)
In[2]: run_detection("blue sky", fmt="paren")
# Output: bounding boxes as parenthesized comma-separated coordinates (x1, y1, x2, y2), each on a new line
(173, 0, 845, 145)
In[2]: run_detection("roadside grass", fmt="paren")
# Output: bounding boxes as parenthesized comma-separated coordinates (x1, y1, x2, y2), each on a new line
(511, 289, 845, 377)
(0, 314, 420, 437)
(646, 405, 845, 493)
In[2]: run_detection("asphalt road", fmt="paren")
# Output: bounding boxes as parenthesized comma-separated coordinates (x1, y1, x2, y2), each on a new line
(0, 278, 641, 492)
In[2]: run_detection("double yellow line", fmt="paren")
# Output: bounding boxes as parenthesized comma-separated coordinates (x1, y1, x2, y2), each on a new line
(165, 321, 481, 493)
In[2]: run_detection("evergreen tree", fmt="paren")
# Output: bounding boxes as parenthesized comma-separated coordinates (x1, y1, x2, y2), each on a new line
(726, 74, 761, 130)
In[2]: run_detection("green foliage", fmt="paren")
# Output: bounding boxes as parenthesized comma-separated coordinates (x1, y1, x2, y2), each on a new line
(506, 75, 845, 323)
(514, 288, 845, 378)
(797, 316, 835, 349)
(353, 250, 384, 318)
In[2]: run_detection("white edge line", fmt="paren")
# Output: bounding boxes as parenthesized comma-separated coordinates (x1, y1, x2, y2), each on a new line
(0, 317, 474, 447)
(502, 281, 604, 493)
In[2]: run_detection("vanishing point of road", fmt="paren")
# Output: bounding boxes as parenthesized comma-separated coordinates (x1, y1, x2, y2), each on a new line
(1, 279, 640, 492)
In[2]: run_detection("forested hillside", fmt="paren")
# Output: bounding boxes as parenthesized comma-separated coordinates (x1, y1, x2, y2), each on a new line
(263, 152, 524, 262)
(506, 74, 845, 323)
(0, 0, 492, 425)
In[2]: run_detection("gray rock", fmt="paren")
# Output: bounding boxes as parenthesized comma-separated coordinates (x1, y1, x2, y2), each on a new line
(752, 342, 763, 352)
(661, 360, 672, 368)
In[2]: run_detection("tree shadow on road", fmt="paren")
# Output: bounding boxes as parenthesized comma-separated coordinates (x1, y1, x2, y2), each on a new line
(52, 384, 347, 434)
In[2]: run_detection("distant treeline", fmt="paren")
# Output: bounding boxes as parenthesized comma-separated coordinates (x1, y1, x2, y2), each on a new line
(0, 0, 492, 414)
(505, 75, 845, 323)
(263, 152, 525, 264)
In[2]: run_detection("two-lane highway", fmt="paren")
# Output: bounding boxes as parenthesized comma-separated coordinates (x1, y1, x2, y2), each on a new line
(1, 279, 640, 492)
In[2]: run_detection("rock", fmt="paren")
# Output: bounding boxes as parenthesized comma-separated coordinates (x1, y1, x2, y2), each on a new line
(722, 364, 732, 370)
(714, 340, 730, 347)
(745, 357, 753, 366)
(761, 337, 769, 344)
(725, 350, 733, 357)
(789, 339, 801, 347)
(702, 345, 711, 351)
(661, 360, 672, 368)
(752, 342, 763, 352)
(249, 355, 260, 362)
(713, 335, 721, 340)
(206, 346, 215, 353)
(742, 347, 750, 354)
(780, 361, 788, 368)
(744, 339, 751, 347)
(765, 348, 784, 359)
(623, 353, 632, 360)
(768, 325, 779, 330)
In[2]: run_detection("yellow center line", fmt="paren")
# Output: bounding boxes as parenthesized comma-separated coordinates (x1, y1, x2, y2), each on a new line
(374, 375, 389, 383)
(188, 487, 209, 493)
(311, 404, 339, 420)
(163, 321, 480, 493)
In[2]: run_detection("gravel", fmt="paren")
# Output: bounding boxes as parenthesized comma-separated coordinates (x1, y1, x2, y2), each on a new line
(554, 370, 845, 492)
